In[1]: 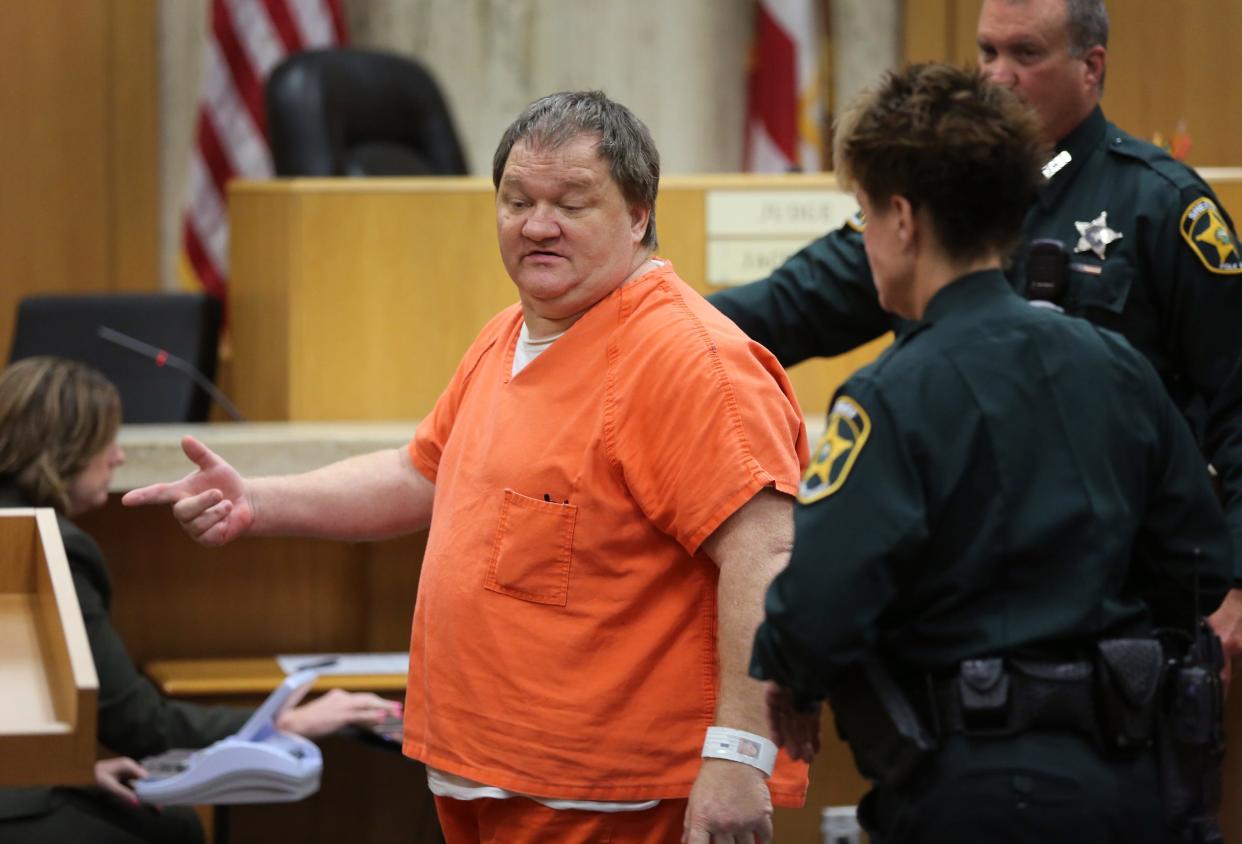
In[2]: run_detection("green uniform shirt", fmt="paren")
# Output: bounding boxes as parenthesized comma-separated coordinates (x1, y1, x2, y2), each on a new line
(749, 271, 1231, 703)
(712, 108, 1242, 580)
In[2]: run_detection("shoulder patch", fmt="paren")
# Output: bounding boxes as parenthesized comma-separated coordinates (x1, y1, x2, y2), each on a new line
(844, 210, 866, 233)
(1180, 197, 1242, 275)
(799, 395, 871, 504)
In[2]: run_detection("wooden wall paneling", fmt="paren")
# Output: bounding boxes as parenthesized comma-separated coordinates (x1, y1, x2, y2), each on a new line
(77, 500, 382, 664)
(230, 188, 296, 420)
(652, 181, 709, 286)
(949, 0, 985, 66)
(107, 0, 160, 292)
(1205, 173, 1242, 220)
(0, 1, 159, 360)
(0, 2, 110, 359)
(360, 532, 428, 652)
(288, 181, 514, 421)
(902, 0, 953, 65)
(1102, 0, 1242, 166)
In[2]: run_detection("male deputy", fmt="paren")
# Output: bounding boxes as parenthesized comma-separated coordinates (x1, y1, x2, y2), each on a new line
(126, 92, 808, 843)
(750, 63, 1233, 843)
(712, 0, 1242, 664)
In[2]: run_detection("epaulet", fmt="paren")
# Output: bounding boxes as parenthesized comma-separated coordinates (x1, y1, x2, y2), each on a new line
(844, 210, 866, 233)
(1106, 126, 1203, 192)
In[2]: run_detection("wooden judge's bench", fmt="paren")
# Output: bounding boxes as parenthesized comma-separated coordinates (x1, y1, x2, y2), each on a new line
(89, 173, 1242, 843)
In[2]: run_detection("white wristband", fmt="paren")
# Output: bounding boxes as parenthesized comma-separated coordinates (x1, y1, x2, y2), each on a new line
(701, 726, 778, 777)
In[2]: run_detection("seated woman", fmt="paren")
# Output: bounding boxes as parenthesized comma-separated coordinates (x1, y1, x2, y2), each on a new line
(0, 357, 400, 844)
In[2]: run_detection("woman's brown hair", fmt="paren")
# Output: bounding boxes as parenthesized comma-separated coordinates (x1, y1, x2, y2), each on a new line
(0, 357, 121, 512)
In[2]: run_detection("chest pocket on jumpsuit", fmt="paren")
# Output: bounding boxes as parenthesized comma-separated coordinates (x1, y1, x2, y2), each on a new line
(485, 488, 577, 606)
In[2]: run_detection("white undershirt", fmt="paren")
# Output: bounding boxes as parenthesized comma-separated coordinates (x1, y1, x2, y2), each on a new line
(510, 259, 668, 380)
(511, 321, 565, 377)
(425, 768, 659, 812)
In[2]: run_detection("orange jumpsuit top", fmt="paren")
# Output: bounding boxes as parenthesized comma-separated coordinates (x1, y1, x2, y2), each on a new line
(404, 263, 809, 806)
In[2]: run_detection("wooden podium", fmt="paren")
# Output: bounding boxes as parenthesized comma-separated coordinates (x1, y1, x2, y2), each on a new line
(0, 509, 98, 787)
(227, 175, 889, 423)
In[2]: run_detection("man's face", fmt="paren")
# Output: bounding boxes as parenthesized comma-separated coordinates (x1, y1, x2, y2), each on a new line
(495, 133, 648, 333)
(976, 0, 1103, 144)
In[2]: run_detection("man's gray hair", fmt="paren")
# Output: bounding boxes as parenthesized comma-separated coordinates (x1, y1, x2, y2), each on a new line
(492, 90, 660, 249)
(1065, 0, 1108, 56)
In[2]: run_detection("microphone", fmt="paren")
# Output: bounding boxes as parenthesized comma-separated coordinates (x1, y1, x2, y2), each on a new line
(96, 325, 246, 422)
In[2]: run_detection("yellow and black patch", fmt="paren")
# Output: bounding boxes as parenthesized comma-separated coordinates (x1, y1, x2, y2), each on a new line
(845, 210, 866, 233)
(799, 395, 871, 504)
(1180, 197, 1242, 275)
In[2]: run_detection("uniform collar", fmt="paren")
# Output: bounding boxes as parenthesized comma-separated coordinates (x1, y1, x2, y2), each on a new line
(1036, 106, 1107, 211)
(920, 269, 1015, 324)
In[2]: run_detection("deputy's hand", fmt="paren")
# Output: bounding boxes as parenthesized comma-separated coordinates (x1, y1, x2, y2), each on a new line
(765, 683, 821, 763)
(275, 689, 402, 739)
(121, 436, 254, 547)
(682, 758, 772, 844)
(95, 757, 148, 806)
(1208, 587, 1242, 690)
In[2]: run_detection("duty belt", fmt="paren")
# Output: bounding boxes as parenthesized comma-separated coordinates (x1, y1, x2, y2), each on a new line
(925, 640, 1164, 749)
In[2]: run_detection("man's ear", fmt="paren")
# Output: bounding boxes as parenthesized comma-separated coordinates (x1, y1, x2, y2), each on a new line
(630, 203, 651, 243)
(1082, 45, 1106, 92)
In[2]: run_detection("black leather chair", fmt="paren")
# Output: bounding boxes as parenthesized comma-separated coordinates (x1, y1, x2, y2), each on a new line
(8, 293, 223, 424)
(266, 47, 468, 177)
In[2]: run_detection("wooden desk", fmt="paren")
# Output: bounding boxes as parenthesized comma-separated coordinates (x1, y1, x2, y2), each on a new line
(0, 510, 98, 787)
(144, 657, 407, 698)
(142, 655, 435, 844)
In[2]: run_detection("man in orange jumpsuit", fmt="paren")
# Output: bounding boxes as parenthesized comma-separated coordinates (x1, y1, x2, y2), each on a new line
(126, 91, 809, 844)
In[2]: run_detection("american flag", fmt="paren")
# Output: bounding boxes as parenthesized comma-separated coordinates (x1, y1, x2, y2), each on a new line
(181, 0, 348, 302)
(743, 0, 824, 173)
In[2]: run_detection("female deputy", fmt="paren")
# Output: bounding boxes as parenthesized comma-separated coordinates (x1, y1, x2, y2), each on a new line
(749, 65, 1231, 842)
(0, 357, 398, 844)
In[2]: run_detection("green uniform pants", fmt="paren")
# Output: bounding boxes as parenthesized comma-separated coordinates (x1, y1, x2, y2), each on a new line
(859, 730, 1166, 844)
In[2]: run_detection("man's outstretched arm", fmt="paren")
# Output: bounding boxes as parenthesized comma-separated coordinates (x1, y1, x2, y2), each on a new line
(122, 435, 435, 546)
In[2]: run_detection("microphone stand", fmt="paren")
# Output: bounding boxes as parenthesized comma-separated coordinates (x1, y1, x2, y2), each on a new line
(97, 325, 247, 422)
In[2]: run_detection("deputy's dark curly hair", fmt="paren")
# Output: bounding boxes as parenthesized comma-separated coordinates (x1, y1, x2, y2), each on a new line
(834, 63, 1047, 262)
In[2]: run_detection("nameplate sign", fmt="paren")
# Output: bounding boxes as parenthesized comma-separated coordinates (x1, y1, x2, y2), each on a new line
(705, 189, 858, 286)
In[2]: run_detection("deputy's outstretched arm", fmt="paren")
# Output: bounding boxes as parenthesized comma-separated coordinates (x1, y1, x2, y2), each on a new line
(707, 224, 890, 366)
(122, 435, 435, 546)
